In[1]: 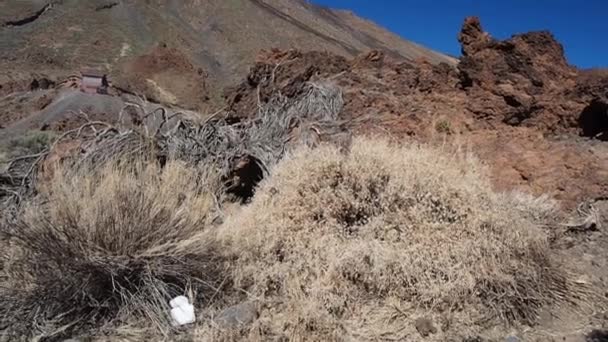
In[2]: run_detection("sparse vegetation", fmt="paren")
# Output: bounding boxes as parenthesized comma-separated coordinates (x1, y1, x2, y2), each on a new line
(0, 134, 594, 341)
(0, 130, 56, 163)
(435, 118, 452, 134)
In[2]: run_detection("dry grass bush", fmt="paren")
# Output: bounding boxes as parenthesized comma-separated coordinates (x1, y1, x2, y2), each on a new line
(0, 160, 226, 341)
(0, 81, 347, 341)
(1, 130, 58, 224)
(495, 191, 562, 228)
(214, 136, 584, 341)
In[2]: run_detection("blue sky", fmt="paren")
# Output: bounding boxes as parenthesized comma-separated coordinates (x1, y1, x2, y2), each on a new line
(313, 0, 607, 69)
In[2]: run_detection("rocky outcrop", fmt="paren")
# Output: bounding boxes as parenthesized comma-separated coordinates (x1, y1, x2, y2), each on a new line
(458, 17, 580, 130)
(457, 16, 608, 140)
(458, 16, 492, 57)
(459, 17, 575, 91)
(222, 17, 607, 209)
(224, 49, 350, 118)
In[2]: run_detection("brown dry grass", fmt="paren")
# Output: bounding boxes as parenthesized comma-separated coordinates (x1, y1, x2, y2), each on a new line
(0, 160, 226, 341)
(208, 136, 584, 341)
(0, 136, 590, 342)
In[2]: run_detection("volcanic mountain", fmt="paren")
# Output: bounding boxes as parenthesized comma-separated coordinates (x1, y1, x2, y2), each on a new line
(0, 0, 455, 105)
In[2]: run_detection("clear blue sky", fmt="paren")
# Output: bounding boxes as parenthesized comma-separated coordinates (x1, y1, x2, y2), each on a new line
(313, 0, 607, 69)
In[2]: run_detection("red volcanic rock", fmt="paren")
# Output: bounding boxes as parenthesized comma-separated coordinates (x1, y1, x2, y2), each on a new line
(222, 17, 608, 209)
(458, 16, 491, 56)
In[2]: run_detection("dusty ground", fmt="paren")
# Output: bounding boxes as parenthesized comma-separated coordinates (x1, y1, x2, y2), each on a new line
(0, 87, 201, 144)
(111, 44, 211, 110)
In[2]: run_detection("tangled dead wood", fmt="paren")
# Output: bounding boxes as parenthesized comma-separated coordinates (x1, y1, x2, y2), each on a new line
(562, 200, 603, 231)
(0, 81, 347, 222)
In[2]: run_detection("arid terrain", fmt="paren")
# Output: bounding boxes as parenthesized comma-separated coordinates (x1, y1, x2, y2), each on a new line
(0, 1, 607, 341)
(0, 0, 455, 111)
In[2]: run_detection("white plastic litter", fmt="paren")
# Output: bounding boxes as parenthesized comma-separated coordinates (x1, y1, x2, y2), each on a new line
(170, 295, 190, 308)
(169, 295, 196, 326)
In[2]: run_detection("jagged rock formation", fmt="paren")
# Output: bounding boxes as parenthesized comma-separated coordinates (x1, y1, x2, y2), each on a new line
(458, 17, 608, 137)
(224, 17, 608, 209)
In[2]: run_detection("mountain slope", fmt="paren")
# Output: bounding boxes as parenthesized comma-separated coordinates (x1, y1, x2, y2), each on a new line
(0, 0, 456, 90)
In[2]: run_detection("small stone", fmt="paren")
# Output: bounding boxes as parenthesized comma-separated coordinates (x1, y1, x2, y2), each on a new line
(505, 335, 520, 342)
(214, 301, 258, 329)
(415, 317, 437, 337)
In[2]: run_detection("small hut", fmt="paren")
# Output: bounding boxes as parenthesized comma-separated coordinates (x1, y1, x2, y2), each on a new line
(80, 68, 108, 94)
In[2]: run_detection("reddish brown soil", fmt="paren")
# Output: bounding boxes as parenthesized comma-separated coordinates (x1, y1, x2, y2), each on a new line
(112, 45, 211, 110)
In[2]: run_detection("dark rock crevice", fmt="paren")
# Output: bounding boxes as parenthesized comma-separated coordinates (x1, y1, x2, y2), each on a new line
(29, 78, 55, 91)
(3, 3, 52, 27)
(579, 100, 608, 141)
(502, 96, 539, 126)
(224, 155, 265, 202)
(95, 1, 119, 12)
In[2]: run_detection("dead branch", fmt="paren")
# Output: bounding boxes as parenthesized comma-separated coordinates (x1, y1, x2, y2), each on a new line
(0, 82, 346, 221)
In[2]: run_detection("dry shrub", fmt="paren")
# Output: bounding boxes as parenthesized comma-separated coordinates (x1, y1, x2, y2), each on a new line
(495, 191, 562, 227)
(0, 160, 226, 340)
(215, 137, 582, 341)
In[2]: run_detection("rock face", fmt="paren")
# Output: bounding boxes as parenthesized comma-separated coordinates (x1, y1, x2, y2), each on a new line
(459, 16, 575, 129)
(223, 17, 608, 209)
(458, 16, 608, 139)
